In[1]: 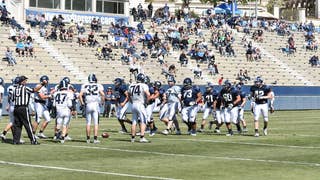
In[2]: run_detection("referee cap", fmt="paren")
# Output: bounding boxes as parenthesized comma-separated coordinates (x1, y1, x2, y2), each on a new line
(19, 75, 28, 83)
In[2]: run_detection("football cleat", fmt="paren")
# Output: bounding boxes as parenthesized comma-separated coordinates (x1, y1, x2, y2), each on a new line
(139, 137, 149, 143)
(263, 128, 268, 136)
(65, 136, 72, 141)
(37, 133, 47, 139)
(60, 140, 65, 144)
(118, 129, 128, 134)
(0, 134, 6, 140)
(93, 139, 101, 144)
(162, 129, 169, 135)
(86, 139, 91, 144)
(197, 128, 204, 133)
(131, 138, 135, 143)
(243, 128, 248, 133)
(214, 128, 221, 133)
(175, 130, 182, 135)
(254, 132, 260, 137)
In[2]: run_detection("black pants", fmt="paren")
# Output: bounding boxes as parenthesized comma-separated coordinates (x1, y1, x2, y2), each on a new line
(13, 106, 36, 144)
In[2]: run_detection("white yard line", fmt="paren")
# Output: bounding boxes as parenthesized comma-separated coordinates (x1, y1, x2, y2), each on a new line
(0, 160, 181, 180)
(155, 138, 320, 149)
(42, 144, 320, 167)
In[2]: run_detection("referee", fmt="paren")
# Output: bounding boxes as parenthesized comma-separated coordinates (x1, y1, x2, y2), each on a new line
(12, 75, 47, 145)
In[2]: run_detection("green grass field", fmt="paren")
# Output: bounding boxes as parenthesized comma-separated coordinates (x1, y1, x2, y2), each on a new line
(0, 110, 319, 180)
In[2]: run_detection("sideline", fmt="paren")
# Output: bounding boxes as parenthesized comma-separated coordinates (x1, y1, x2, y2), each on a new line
(0, 160, 182, 180)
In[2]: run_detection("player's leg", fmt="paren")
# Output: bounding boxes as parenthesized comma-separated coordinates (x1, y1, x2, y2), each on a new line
(199, 107, 210, 132)
(32, 103, 42, 138)
(138, 104, 148, 142)
(92, 104, 100, 143)
(231, 106, 241, 133)
(261, 103, 269, 135)
(130, 104, 138, 142)
(238, 107, 247, 132)
(85, 105, 92, 143)
(0, 106, 15, 139)
(189, 106, 199, 136)
(253, 104, 262, 137)
(38, 108, 51, 138)
(224, 108, 233, 136)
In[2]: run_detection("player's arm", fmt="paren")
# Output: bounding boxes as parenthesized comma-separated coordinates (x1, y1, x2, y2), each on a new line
(145, 89, 151, 104)
(120, 90, 129, 107)
(78, 90, 85, 106)
(150, 90, 160, 100)
(240, 96, 246, 107)
(33, 79, 48, 92)
(233, 94, 241, 106)
(259, 91, 272, 100)
(99, 90, 105, 104)
(196, 92, 202, 104)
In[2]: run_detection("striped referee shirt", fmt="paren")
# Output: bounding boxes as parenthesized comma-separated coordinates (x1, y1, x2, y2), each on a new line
(13, 85, 34, 106)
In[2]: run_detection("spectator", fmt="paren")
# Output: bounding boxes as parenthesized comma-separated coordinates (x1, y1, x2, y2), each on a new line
(88, 31, 98, 47)
(179, 51, 188, 66)
(193, 64, 202, 79)
(91, 18, 98, 31)
(9, 26, 17, 43)
(102, 44, 112, 60)
(309, 55, 319, 67)
(225, 43, 236, 57)
(15, 40, 25, 56)
(148, 2, 153, 18)
(243, 69, 251, 81)
(103, 87, 117, 118)
(4, 47, 16, 65)
(24, 40, 34, 57)
(78, 32, 88, 46)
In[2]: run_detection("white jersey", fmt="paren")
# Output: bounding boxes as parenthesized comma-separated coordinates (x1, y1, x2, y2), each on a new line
(128, 83, 149, 104)
(53, 90, 74, 109)
(0, 85, 4, 95)
(7, 85, 15, 106)
(81, 83, 104, 104)
(165, 85, 181, 103)
(34, 86, 48, 104)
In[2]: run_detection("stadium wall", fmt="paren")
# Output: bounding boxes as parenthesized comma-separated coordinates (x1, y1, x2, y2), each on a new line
(1, 84, 319, 116)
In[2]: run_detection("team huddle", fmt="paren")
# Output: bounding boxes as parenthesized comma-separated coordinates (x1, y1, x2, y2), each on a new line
(0, 73, 274, 144)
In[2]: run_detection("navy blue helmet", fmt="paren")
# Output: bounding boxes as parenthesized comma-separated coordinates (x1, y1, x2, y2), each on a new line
(167, 76, 176, 83)
(144, 75, 151, 85)
(183, 77, 192, 89)
(154, 81, 162, 89)
(114, 78, 122, 86)
(88, 74, 97, 83)
(223, 80, 232, 90)
(136, 73, 145, 83)
(40, 75, 49, 83)
(62, 77, 71, 84)
(59, 79, 68, 90)
(14, 76, 20, 85)
(254, 76, 263, 86)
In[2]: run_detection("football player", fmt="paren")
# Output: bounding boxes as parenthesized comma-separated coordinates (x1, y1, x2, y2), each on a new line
(199, 83, 218, 132)
(181, 78, 202, 136)
(212, 89, 224, 133)
(128, 73, 150, 143)
(79, 74, 105, 143)
(114, 78, 132, 133)
(32, 75, 51, 139)
(250, 77, 272, 137)
(160, 76, 181, 135)
(0, 77, 4, 119)
(220, 80, 241, 136)
(53, 80, 76, 144)
(146, 80, 161, 136)
(236, 84, 248, 133)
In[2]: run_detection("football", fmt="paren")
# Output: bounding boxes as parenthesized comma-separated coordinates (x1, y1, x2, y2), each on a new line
(101, 132, 110, 138)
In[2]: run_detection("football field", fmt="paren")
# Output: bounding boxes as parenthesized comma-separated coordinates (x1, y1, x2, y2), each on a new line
(0, 110, 319, 180)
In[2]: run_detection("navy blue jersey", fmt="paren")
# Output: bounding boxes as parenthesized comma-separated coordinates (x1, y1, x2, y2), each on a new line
(148, 85, 156, 104)
(203, 90, 218, 107)
(158, 88, 165, 104)
(181, 86, 201, 106)
(215, 95, 223, 109)
(220, 88, 240, 106)
(114, 84, 128, 104)
(250, 85, 271, 104)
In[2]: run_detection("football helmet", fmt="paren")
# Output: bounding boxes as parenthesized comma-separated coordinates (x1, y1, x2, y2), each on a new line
(167, 76, 176, 84)
(183, 78, 192, 89)
(154, 81, 162, 89)
(88, 74, 97, 83)
(62, 77, 71, 84)
(59, 79, 68, 90)
(205, 83, 214, 92)
(223, 80, 232, 90)
(136, 73, 145, 83)
(254, 76, 263, 86)
(114, 78, 122, 86)
(40, 75, 49, 83)
(236, 83, 242, 90)
(14, 76, 20, 85)
(144, 75, 151, 85)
